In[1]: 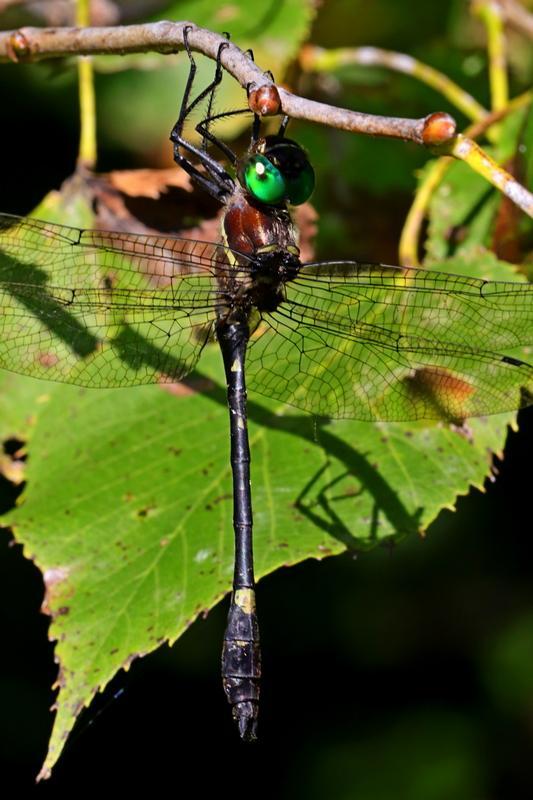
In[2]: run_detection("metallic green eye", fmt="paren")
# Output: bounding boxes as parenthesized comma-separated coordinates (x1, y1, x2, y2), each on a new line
(243, 155, 287, 205)
(285, 161, 315, 205)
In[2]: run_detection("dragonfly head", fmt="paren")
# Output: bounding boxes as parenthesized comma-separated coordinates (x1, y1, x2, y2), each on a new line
(237, 135, 315, 207)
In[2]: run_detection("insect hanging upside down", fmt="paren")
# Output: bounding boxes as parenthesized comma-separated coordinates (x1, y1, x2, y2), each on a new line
(0, 26, 532, 741)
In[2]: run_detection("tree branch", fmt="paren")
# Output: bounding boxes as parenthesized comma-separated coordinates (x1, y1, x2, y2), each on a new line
(400, 90, 533, 265)
(1, 20, 532, 219)
(300, 44, 489, 124)
(0, 20, 450, 146)
(498, 0, 533, 39)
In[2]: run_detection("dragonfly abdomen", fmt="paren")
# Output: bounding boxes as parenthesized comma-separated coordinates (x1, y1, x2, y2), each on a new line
(221, 588, 261, 741)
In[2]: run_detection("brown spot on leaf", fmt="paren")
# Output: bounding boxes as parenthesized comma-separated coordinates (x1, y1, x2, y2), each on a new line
(0, 451, 25, 485)
(405, 366, 475, 422)
(450, 422, 474, 442)
(137, 505, 156, 518)
(343, 484, 361, 498)
(41, 566, 72, 615)
(211, 493, 232, 505)
(37, 352, 59, 368)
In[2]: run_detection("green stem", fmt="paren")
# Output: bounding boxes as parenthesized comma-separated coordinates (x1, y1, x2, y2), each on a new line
(399, 158, 452, 266)
(400, 89, 533, 264)
(300, 45, 495, 139)
(437, 133, 532, 216)
(76, 0, 97, 169)
(474, 0, 509, 112)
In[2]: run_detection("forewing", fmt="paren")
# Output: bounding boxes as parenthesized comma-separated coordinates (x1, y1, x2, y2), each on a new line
(247, 261, 533, 421)
(0, 214, 227, 387)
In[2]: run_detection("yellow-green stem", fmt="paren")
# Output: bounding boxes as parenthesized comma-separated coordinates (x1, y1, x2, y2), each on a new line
(474, 0, 509, 112)
(300, 45, 497, 141)
(76, 0, 97, 169)
(399, 89, 533, 264)
(439, 134, 532, 215)
(399, 159, 452, 266)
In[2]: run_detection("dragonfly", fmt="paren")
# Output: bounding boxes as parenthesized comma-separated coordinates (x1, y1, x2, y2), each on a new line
(1, 27, 532, 741)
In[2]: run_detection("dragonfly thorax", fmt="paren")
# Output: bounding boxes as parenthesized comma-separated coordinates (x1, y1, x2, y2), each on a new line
(214, 188, 303, 324)
(248, 249, 300, 312)
(223, 185, 300, 258)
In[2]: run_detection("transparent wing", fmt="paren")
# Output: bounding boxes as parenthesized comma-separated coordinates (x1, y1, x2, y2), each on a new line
(3, 215, 532, 421)
(0, 213, 238, 387)
(247, 261, 533, 421)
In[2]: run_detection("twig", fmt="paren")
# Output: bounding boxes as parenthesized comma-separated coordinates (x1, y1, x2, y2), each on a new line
(439, 134, 532, 212)
(0, 20, 448, 146)
(399, 159, 452, 267)
(400, 91, 533, 264)
(300, 45, 489, 125)
(1, 21, 531, 219)
(498, 0, 533, 39)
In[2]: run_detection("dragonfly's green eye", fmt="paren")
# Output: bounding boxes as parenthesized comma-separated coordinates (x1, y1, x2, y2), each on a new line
(240, 137, 315, 206)
(243, 155, 287, 205)
(284, 160, 315, 205)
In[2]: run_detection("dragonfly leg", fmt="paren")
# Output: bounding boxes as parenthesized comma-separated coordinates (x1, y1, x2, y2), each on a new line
(195, 42, 262, 160)
(170, 133, 234, 201)
(218, 318, 261, 742)
(201, 35, 231, 154)
(170, 28, 235, 201)
(251, 109, 261, 144)
(196, 108, 251, 166)
(277, 114, 290, 136)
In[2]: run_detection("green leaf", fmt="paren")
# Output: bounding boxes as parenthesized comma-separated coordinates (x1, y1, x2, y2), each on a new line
(425, 161, 499, 261)
(0, 184, 530, 776)
(4, 353, 514, 778)
(0, 186, 95, 442)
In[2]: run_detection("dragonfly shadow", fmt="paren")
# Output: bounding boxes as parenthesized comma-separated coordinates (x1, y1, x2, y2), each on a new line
(188, 372, 424, 550)
(112, 324, 205, 381)
(0, 248, 426, 550)
(0, 245, 207, 383)
(0, 255, 99, 358)
(292, 432, 423, 551)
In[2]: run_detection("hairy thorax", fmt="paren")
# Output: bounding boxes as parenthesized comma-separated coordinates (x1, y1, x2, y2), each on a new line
(217, 186, 302, 325)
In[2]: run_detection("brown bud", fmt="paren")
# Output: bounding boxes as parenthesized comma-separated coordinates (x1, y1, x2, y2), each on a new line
(248, 85, 281, 117)
(422, 112, 457, 146)
(6, 30, 31, 63)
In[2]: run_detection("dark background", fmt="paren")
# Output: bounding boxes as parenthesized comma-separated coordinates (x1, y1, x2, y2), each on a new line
(1, 0, 532, 795)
